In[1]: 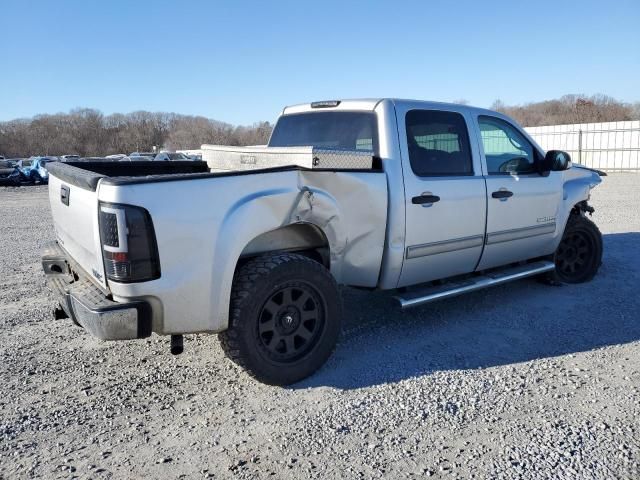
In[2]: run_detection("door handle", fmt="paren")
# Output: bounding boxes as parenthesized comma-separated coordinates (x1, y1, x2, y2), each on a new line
(412, 193, 441, 205)
(491, 190, 513, 199)
(60, 185, 70, 206)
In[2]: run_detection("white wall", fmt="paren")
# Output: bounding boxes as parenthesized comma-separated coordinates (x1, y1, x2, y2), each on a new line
(525, 120, 640, 171)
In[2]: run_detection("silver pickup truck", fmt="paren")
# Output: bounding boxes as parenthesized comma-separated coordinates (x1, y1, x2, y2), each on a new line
(42, 99, 604, 385)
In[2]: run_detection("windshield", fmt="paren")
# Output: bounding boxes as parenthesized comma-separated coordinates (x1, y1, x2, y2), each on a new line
(167, 153, 185, 160)
(269, 112, 378, 153)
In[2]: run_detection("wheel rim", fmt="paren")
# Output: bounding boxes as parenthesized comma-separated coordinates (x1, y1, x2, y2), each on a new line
(555, 230, 595, 280)
(256, 282, 326, 363)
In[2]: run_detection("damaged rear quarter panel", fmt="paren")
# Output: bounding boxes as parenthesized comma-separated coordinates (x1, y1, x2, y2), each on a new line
(209, 169, 388, 332)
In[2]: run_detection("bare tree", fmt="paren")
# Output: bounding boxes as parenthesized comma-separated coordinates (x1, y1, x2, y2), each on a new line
(491, 94, 634, 127)
(0, 109, 273, 158)
(1, 95, 635, 157)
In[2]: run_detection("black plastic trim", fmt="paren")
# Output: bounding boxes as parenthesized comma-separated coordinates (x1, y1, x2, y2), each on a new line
(491, 190, 514, 199)
(47, 161, 209, 192)
(101, 164, 385, 186)
(47, 162, 105, 191)
(49, 160, 384, 190)
(412, 194, 441, 204)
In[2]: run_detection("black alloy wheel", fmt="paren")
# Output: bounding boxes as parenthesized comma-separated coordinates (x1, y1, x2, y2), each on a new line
(553, 214, 603, 284)
(257, 282, 325, 363)
(219, 253, 342, 385)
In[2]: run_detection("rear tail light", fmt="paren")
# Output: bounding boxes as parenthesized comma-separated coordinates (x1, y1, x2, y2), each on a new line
(99, 202, 160, 283)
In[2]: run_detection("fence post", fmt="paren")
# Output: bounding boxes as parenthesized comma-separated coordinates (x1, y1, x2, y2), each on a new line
(578, 129, 582, 165)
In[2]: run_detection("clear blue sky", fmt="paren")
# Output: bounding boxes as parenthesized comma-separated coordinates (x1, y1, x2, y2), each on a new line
(1, 0, 638, 125)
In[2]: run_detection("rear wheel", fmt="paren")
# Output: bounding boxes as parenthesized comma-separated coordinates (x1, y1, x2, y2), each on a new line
(219, 253, 341, 385)
(552, 214, 603, 283)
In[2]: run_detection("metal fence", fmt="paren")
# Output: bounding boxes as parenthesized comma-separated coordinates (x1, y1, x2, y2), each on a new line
(525, 120, 640, 172)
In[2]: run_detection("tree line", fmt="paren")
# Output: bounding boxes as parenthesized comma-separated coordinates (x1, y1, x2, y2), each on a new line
(490, 94, 640, 127)
(1, 95, 639, 157)
(0, 109, 273, 158)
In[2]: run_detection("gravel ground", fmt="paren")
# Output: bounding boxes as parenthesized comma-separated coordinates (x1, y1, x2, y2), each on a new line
(1, 175, 639, 479)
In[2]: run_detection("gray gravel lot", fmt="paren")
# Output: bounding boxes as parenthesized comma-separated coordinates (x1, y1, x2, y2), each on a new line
(1, 175, 639, 479)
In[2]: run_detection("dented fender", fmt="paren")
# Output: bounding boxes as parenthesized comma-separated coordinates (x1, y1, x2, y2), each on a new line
(554, 165, 602, 247)
(208, 170, 388, 331)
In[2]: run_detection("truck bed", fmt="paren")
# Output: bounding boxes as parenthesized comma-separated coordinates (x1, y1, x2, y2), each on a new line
(47, 157, 382, 191)
(46, 159, 389, 333)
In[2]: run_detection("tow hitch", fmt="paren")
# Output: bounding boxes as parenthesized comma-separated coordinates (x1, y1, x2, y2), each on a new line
(170, 335, 184, 355)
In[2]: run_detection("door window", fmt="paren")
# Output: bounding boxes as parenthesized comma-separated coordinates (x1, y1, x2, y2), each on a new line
(405, 110, 473, 176)
(478, 116, 536, 174)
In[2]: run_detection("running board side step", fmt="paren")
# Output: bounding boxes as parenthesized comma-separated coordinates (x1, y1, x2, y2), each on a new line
(394, 260, 555, 309)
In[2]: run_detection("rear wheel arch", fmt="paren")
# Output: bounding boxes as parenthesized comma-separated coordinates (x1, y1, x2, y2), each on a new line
(237, 223, 331, 271)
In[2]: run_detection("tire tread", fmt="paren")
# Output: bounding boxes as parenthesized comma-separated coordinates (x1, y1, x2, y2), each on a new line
(219, 253, 340, 384)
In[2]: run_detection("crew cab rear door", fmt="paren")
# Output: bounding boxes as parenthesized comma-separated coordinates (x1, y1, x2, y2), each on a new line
(396, 105, 487, 288)
(473, 114, 562, 270)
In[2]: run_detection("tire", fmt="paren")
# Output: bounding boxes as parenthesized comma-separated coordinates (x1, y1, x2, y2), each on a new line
(219, 253, 342, 385)
(551, 214, 603, 283)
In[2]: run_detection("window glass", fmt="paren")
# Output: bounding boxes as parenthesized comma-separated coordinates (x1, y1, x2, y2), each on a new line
(478, 116, 536, 174)
(405, 110, 473, 176)
(269, 112, 378, 153)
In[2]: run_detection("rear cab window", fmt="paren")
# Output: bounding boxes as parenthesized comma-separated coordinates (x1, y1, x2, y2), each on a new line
(269, 112, 379, 154)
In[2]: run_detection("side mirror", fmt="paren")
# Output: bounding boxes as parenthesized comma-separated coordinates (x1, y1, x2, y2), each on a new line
(542, 150, 571, 171)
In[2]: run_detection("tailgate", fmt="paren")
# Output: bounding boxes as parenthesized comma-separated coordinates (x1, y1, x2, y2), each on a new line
(48, 172, 107, 289)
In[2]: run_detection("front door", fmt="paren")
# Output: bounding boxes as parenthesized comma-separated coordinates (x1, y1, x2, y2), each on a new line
(397, 107, 487, 288)
(474, 115, 562, 270)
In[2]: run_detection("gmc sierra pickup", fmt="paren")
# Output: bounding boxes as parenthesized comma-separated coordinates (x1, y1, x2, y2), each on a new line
(42, 99, 604, 385)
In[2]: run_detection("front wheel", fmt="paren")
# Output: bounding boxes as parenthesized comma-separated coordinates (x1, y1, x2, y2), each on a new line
(219, 253, 342, 385)
(552, 214, 603, 283)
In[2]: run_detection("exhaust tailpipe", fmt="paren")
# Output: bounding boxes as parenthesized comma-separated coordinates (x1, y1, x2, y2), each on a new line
(170, 335, 184, 355)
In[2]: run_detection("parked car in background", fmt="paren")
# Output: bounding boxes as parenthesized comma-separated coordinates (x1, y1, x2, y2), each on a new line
(153, 151, 190, 161)
(60, 155, 80, 161)
(105, 154, 126, 160)
(0, 159, 26, 186)
(129, 152, 156, 159)
(120, 155, 153, 161)
(21, 156, 59, 184)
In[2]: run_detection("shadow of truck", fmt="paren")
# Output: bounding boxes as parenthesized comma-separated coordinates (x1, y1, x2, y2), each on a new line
(296, 232, 640, 390)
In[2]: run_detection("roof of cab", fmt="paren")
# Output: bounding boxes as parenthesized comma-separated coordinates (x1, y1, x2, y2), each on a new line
(281, 98, 499, 117)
